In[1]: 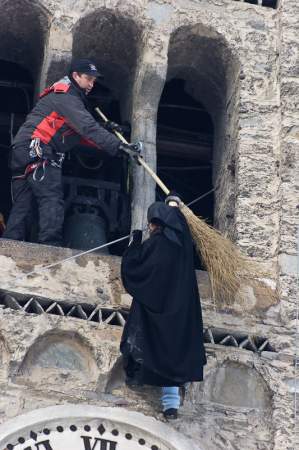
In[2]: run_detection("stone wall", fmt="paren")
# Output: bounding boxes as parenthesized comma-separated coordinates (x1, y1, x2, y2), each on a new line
(0, 238, 295, 449)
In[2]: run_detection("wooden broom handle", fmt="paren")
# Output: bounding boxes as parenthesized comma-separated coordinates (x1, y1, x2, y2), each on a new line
(95, 107, 170, 195)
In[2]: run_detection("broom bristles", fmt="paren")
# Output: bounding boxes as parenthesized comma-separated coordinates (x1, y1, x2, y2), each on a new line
(180, 204, 277, 306)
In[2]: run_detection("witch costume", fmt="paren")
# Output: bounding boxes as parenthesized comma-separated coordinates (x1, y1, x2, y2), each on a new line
(120, 201, 206, 387)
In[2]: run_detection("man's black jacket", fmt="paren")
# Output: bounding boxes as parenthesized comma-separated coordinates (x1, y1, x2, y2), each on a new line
(11, 76, 120, 172)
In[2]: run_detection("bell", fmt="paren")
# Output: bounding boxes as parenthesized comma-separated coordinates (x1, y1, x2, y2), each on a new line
(63, 206, 109, 253)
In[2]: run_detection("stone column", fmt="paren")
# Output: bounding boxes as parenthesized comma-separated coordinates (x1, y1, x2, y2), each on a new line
(277, 0, 299, 320)
(276, 1, 299, 446)
(234, 14, 281, 275)
(38, 12, 74, 90)
(130, 31, 168, 229)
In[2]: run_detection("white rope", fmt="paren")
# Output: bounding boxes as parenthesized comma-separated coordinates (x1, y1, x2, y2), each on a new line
(4, 234, 130, 291)
(3, 189, 214, 291)
(186, 188, 215, 207)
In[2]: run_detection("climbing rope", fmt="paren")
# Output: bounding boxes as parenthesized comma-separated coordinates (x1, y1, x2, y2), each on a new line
(187, 188, 215, 207)
(7, 234, 130, 289)
(3, 188, 215, 291)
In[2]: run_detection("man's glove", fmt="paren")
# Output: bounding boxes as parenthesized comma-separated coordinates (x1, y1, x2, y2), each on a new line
(118, 142, 142, 165)
(104, 120, 123, 133)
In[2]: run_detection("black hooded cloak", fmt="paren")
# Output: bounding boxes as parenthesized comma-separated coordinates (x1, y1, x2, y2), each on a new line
(120, 202, 206, 387)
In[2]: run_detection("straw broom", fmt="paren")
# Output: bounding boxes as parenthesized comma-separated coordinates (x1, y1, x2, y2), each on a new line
(179, 204, 276, 305)
(95, 107, 277, 306)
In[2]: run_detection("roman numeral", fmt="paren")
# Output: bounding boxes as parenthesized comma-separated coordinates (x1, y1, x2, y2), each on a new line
(35, 442, 53, 450)
(23, 441, 53, 450)
(81, 436, 117, 450)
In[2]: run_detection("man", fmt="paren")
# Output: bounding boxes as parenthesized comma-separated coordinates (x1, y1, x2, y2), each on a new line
(3, 58, 137, 246)
(120, 198, 206, 419)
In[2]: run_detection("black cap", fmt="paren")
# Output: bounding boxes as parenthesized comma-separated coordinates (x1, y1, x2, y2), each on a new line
(69, 58, 103, 78)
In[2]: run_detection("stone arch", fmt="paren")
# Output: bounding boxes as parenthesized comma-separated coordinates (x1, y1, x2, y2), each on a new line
(160, 23, 241, 235)
(0, 0, 49, 84)
(0, 0, 49, 226)
(16, 330, 98, 389)
(52, 9, 143, 253)
(186, 360, 274, 449)
(0, 405, 201, 449)
(203, 360, 273, 408)
(72, 8, 142, 122)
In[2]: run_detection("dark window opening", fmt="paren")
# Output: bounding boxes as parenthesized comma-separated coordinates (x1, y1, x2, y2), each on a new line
(234, 0, 277, 8)
(69, 10, 140, 256)
(0, 60, 33, 222)
(157, 79, 214, 225)
(262, 0, 277, 8)
(61, 81, 131, 255)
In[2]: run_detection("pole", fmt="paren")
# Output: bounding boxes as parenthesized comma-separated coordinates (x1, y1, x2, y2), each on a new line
(95, 107, 170, 195)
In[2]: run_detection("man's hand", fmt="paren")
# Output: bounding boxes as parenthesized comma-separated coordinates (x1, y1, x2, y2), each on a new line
(118, 142, 142, 164)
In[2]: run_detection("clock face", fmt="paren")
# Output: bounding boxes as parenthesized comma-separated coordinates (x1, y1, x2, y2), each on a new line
(0, 406, 197, 450)
(5, 421, 160, 450)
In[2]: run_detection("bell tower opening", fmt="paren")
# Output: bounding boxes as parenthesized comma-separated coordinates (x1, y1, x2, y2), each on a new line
(161, 24, 240, 239)
(0, 0, 47, 239)
(157, 78, 214, 224)
(0, 61, 34, 224)
(62, 9, 141, 254)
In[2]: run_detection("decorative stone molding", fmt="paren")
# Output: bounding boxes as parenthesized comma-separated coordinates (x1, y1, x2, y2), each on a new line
(0, 405, 200, 450)
(0, 289, 276, 354)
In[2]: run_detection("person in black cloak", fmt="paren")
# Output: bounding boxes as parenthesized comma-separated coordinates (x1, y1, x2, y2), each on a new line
(120, 196, 206, 419)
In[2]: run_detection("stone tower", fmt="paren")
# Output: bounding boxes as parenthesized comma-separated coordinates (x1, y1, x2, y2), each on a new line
(0, 0, 298, 449)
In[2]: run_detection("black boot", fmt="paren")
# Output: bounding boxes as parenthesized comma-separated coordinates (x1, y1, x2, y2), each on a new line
(163, 408, 178, 420)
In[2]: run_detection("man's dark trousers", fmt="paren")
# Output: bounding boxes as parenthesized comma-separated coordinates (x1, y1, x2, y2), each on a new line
(3, 165, 64, 246)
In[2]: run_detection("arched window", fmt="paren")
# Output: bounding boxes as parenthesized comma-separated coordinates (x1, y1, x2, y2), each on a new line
(0, 0, 48, 231)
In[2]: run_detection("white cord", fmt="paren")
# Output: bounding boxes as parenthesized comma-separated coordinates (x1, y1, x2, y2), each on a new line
(3, 190, 212, 291)
(187, 188, 215, 207)
(4, 234, 130, 291)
